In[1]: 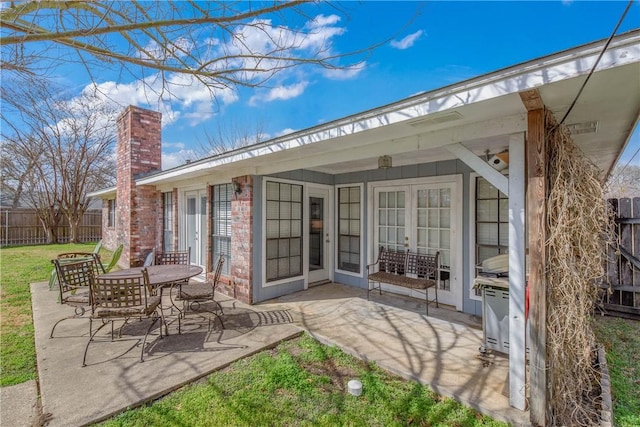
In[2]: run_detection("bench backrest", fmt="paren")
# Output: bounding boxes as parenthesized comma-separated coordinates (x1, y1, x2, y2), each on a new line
(378, 247, 406, 275)
(406, 251, 439, 279)
(376, 246, 439, 279)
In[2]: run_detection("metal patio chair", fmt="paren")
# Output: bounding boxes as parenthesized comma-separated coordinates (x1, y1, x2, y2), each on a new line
(49, 252, 105, 290)
(174, 256, 225, 331)
(82, 268, 166, 366)
(155, 247, 191, 265)
(49, 255, 102, 338)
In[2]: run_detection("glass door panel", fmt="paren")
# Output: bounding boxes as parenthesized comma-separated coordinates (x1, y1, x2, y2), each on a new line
(308, 187, 331, 284)
(185, 190, 207, 267)
(414, 186, 452, 292)
(309, 197, 323, 271)
(376, 189, 406, 252)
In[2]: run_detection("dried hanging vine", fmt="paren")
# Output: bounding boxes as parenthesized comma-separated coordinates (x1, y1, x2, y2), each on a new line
(545, 110, 613, 426)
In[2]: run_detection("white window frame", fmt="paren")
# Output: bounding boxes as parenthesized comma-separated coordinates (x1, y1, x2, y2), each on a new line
(262, 178, 305, 288)
(335, 183, 364, 278)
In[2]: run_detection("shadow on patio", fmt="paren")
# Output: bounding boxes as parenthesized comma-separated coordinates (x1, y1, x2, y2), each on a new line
(31, 282, 301, 427)
(259, 282, 530, 427)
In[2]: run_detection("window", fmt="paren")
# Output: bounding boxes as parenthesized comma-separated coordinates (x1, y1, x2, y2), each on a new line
(475, 176, 508, 266)
(212, 184, 232, 276)
(107, 199, 116, 227)
(163, 192, 174, 252)
(266, 181, 302, 282)
(338, 186, 361, 273)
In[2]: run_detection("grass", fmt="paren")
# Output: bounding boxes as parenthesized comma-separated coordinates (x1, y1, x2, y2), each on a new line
(0, 242, 110, 386)
(593, 316, 640, 427)
(100, 333, 506, 427)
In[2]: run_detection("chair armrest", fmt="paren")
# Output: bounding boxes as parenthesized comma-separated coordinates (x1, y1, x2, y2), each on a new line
(366, 260, 380, 272)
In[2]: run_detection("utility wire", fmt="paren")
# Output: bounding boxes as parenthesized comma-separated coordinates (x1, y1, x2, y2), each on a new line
(558, 0, 634, 126)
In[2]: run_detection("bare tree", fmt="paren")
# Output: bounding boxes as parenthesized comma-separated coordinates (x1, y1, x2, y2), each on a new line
(196, 119, 270, 158)
(0, 1, 384, 102)
(1, 74, 117, 243)
(606, 164, 640, 199)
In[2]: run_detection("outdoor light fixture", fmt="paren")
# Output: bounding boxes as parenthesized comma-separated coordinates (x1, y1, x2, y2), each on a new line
(232, 180, 242, 196)
(487, 150, 509, 171)
(378, 155, 392, 169)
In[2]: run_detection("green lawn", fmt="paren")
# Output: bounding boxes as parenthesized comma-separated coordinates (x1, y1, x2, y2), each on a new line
(594, 316, 640, 427)
(101, 333, 506, 427)
(0, 242, 108, 386)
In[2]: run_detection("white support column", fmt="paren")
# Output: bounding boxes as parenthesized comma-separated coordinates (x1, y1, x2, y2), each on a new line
(508, 133, 527, 410)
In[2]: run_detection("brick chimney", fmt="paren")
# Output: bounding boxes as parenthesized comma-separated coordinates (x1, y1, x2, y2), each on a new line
(116, 106, 162, 266)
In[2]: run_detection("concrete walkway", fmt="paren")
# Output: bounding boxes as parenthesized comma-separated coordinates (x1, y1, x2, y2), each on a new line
(260, 283, 530, 427)
(0, 380, 38, 427)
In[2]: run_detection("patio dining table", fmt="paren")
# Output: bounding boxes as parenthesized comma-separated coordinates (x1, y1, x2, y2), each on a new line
(100, 264, 203, 289)
(99, 264, 204, 317)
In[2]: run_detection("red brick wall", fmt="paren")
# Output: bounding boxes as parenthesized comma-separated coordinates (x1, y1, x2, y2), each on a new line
(102, 200, 117, 249)
(227, 176, 254, 304)
(172, 188, 179, 251)
(115, 106, 162, 266)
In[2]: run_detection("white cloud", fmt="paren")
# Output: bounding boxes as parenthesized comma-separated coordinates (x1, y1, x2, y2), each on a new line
(75, 72, 238, 128)
(390, 30, 424, 50)
(307, 14, 341, 29)
(162, 148, 200, 170)
(249, 81, 309, 105)
(206, 14, 348, 90)
(277, 128, 297, 137)
(323, 61, 366, 80)
(163, 141, 186, 150)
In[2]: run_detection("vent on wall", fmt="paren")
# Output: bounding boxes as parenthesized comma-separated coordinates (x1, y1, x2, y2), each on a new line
(408, 111, 463, 128)
(566, 121, 598, 135)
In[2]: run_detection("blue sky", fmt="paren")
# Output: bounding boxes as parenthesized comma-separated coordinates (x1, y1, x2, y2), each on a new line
(29, 1, 640, 169)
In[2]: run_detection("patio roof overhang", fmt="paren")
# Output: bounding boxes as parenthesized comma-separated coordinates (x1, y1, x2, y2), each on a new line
(128, 30, 640, 191)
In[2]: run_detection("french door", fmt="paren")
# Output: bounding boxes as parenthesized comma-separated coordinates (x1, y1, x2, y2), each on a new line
(373, 178, 462, 309)
(185, 190, 207, 267)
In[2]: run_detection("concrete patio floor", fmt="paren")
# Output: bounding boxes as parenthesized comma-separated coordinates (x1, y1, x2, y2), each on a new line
(30, 281, 301, 427)
(27, 280, 530, 426)
(259, 283, 530, 427)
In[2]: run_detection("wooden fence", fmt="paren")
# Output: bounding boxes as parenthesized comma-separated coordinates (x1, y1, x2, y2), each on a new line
(0, 209, 102, 247)
(604, 197, 640, 318)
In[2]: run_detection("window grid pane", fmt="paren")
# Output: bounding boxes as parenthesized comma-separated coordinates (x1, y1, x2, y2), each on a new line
(162, 193, 173, 252)
(266, 181, 303, 281)
(338, 186, 361, 273)
(212, 184, 232, 275)
(475, 176, 508, 274)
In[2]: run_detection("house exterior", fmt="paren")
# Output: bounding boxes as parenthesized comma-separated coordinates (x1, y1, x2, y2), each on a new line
(90, 29, 640, 416)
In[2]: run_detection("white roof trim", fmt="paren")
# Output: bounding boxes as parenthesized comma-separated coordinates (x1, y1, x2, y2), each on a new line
(88, 186, 116, 199)
(136, 30, 640, 186)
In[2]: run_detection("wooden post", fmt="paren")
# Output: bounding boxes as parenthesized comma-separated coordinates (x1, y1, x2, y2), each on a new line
(520, 89, 547, 426)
